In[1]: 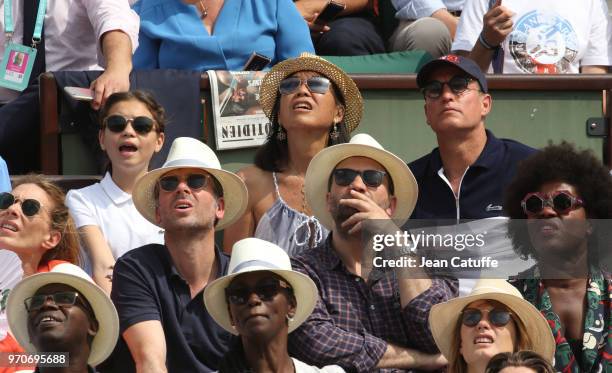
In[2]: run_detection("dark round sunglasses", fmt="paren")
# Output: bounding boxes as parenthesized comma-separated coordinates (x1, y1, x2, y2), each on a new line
(421, 76, 478, 99)
(103, 115, 155, 135)
(0, 192, 42, 217)
(225, 278, 293, 305)
(24, 291, 91, 313)
(159, 174, 209, 192)
(279, 76, 331, 95)
(461, 308, 513, 327)
(521, 190, 583, 216)
(333, 168, 387, 188)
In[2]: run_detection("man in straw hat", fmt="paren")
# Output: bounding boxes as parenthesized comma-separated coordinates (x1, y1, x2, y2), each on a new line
(288, 133, 457, 372)
(409, 54, 534, 221)
(6, 263, 119, 373)
(105, 137, 248, 372)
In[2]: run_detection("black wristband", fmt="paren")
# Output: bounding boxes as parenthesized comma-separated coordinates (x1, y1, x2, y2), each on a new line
(478, 32, 498, 50)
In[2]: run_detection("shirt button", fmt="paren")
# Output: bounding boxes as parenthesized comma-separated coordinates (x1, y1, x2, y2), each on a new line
(370, 304, 376, 310)
(355, 277, 360, 282)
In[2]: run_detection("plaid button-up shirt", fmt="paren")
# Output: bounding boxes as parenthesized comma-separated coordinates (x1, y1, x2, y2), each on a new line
(289, 236, 458, 373)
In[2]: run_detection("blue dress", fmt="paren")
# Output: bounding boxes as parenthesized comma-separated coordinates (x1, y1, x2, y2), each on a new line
(132, 0, 315, 70)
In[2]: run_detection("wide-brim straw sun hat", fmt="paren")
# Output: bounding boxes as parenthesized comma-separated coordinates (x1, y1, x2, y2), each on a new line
(305, 133, 418, 230)
(6, 263, 119, 366)
(429, 279, 555, 362)
(132, 137, 248, 230)
(259, 52, 363, 133)
(204, 238, 318, 335)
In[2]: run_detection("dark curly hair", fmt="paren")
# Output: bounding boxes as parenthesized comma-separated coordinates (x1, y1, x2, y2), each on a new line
(504, 142, 612, 260)
(254, 82, 350, 172)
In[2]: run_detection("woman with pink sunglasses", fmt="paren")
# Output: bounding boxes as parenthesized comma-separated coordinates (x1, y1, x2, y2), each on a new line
(505, 142, 612, 372)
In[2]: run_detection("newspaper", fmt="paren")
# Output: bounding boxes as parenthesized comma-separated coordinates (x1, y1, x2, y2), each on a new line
(208, 70, 271, 150)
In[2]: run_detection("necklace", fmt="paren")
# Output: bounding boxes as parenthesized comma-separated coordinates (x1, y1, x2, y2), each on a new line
(197, 0, 208, 19)
(301, 181, 308, 214)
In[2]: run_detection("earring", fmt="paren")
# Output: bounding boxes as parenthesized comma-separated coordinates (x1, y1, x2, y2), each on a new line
(329, 122, 339, 141)
(286, 314, 294, 322)
(276, 126, 287, 141)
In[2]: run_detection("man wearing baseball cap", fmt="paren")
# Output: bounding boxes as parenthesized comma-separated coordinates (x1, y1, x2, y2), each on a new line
(102, 137, 248, 372)
(288, 133, 457, 372)
(409, 54, 534, 221)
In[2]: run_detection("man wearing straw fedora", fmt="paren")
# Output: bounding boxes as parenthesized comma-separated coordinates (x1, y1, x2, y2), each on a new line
(105, 137, 248, 373)
(6, 263, 119, 373)
(288, 133, 457, 372)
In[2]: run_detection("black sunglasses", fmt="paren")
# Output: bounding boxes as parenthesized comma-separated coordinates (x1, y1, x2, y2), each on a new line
(103, 115, 155, 135)
(333, 168, 387, 188)
(159, 174, 209, 192)
(279, 76, 331, 95)
(521, 190, 583, 216)
(24, 291, 91, 313)
(0, 192, 42, 217)
(225, 278, 293, 305)
(461, 308, 513, 327)
(421, 76, 479, 99)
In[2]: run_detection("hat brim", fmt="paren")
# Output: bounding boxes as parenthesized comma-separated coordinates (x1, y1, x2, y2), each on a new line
(305, 143, 418, 231)
(6, 266, 119, 366)
(132, 164, 248, 231)
(429, 292, 555, 362)
(259, 55, 363, 133)
(203, 268, 318, 335)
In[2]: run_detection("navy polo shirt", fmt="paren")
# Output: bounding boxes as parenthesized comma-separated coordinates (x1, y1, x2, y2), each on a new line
(110, 243, 232, 372)
(409, 130, 536, 220)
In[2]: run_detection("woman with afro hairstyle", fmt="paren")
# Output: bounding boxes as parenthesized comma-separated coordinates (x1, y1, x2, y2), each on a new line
(504, 142, 612, 373)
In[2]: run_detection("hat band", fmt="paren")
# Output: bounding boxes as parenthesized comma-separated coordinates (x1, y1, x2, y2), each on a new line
(231, 259, 283, 274)
(162, 158, 220, 169)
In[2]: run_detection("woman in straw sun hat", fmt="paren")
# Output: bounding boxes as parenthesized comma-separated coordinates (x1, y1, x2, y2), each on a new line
(7, 263, 119, 373)
(0, 175, 81, 373)
(429, 279, 554, 373)
(205, 237, 344, 373)
(223, 53, 363, 257)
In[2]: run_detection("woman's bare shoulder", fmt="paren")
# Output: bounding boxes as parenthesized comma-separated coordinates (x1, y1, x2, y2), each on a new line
(237, 165, 274, 199)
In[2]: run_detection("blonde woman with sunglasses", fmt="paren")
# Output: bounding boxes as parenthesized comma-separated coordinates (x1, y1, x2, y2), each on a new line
(0, 175, 81, 373)
(66, 91, 165, 295)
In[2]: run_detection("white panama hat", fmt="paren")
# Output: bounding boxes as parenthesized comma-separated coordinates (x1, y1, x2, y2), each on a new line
(204, 238, 318, 335)
(6, 263, 119, 366)
(305, 133, 418, 230)
(132, 137, 248, 230)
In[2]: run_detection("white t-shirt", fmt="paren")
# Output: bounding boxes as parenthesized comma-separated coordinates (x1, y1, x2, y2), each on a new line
(66, 173, 164, 262)
(452, 0, 612, 73)
(0, 250, 22, 339)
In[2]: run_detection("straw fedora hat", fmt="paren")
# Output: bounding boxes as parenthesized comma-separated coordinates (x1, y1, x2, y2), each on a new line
(204, 238, 318, 335)
(305, 133, 418, 230)
(6, 263, 119, 366)
(429, 279, 555, 362)
(259, 52, 363, 133)
(132, 137, 248, 230)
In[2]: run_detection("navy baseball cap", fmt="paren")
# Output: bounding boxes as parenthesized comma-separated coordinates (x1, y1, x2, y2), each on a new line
(417, 54, 488, 93)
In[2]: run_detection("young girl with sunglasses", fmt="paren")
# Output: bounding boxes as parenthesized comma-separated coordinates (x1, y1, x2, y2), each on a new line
(66, 91, 165, 295)
(0, 175, 81, 373)
(429, 279, 555, 373)
(505, 142, 612, 373)
(223, 53, 363, 257)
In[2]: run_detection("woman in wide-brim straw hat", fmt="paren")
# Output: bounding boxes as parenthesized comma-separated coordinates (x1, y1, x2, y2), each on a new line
(223, 53, 363, 257)
(429, 279, 555, 373)
(204, 238, 344, 373)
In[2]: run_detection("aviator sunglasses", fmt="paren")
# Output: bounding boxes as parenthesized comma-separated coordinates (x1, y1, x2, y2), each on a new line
(0, 192, 41, 217)
(461, 308, 513, 327)
(421, 76, 479, 99)
(24, 291, 92, 313)
(103, 115, 155, 135)
(521, 190, 583, 216)
(225, 278, 293, 305)
(333, 168, 387, 188)
(159, 173, 209, 192)
(279, 76, 331, 95)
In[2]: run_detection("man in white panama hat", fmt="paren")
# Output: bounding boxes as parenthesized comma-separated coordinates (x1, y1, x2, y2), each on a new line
(288, 133, 458, 372)
(102, 137, 248, 373)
